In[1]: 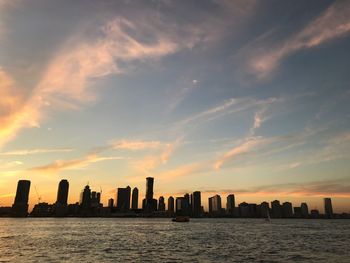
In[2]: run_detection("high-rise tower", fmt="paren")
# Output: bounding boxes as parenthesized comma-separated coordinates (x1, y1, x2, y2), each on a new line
(12, 180, 31, 217)
(131, 187, 139, 210)
(56, 179, 69, 205)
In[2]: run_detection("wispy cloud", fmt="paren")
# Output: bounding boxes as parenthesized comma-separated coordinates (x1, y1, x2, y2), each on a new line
(30, 154, 125, 174)
(111, 139, 162, 151)
(0, 148, 74, 156)
(0, 13, 199, 149)
(249, 1, 350, 79)
(129, 138, 182, 175)
(214, 136, 271, 170)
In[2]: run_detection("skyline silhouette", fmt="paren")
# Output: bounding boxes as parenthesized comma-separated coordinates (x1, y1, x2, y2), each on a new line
(0, 177, 348, 218)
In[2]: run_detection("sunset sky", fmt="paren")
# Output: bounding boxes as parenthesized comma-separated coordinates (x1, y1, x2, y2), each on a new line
(0, 0, 350, 212)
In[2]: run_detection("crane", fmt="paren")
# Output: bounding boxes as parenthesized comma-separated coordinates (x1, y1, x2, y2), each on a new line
(34, 186, 42, 204)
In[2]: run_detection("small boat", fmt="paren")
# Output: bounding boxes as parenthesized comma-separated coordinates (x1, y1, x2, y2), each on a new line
(172, 216, 190, 222)
(265, 211, 271, 222)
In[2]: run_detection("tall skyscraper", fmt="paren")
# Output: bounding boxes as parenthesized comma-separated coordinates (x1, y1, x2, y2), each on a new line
(168, 196, 174, 213)
(158, 196, 165, 211)
(117, 186, 131, 212)
(80, 185, 92, 210)
(208, 194, 222, 215)
(146, 177, 154, 201)
(12, 180, 31, 217)
(301, 202, 309, 218)
(143, 177, 157, 212)
(324, 198, 333, 219)
(226, 194, 235, 215)
(192, 191, 201, 217)
(56, 179, 69, 205)
(271, 200, 282, 218)
(131, 187, 139, 210)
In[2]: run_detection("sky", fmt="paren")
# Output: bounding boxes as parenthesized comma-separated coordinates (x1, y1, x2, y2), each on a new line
(0, 0, 350, 212)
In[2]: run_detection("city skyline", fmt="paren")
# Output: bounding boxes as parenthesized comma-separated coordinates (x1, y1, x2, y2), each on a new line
(1, 177, 347, 216)
(1, 1, 350, 212)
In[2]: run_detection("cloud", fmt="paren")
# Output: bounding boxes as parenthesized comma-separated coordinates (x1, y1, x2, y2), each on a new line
(214, 136, 270, 170)
(129, 138, 182, 175)
(0, 148, 74, 156)
(30, 154, 125, 174)
(111, 139, 162, 151)
(179, 96, 279, 131)
(0, 12, 200, 149)
(249, 1, 350, 78)
(0, 68, 43, 148)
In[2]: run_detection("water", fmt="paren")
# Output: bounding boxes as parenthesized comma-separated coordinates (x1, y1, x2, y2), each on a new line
(0, 218, 349, 262)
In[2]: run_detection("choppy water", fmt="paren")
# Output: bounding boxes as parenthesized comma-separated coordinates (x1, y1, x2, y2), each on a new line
(0, 218, 349, 262)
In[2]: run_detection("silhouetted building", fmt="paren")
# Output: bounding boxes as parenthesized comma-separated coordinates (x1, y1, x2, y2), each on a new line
(282, 202, 293, 218)
(158, 196, 165, 211)
(54, 179, 69, 216)
(168, 196, 174, 213)
(208, 195, 222, 216)
(271, 200, 282, 218)
(310, 209, 320, 218)
(80, 185, 92, 211)
(192, 191, 201, 217)
(56, 179, 69, 205)
(131, 187, 138, 210)
(238, 202, 250, 217)
(226, 194, 235, 215)
(31, 202, 53, 217)
(324, 198, 333, 219)
(108, 198, 114, 208)
(12, 180, 31, 217)
(143, 177, 157, 213)
(248, 203, 258, 217)
(294, 207, 302, 218)
(260, 201, 270, 218)
(301, 202, 309, 218)
(176, 197, 189, 216)
(117, 186, 131, 212)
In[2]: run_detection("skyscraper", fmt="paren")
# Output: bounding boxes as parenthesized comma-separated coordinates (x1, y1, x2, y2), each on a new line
(324, 198, 333, 219)
(143, 177, 157, 212)
(80, 185, 91, 210)
(146, 177, 154, 201)
(158, 196, 165, 211)
(226, 194, 235, 215)
(192, 191, 201, 217)
(12, 180, 31, 217)
(131, 187, 139, 210)
(56, 179, 69, 205)
(168, 196, 174, 213)
(117, 186, 131, 212)
(54, 179, 69, 216)
(208, 194, 222, 216)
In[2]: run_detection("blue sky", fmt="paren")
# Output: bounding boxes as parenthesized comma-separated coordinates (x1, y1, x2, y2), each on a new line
(0, 0, 350, 212)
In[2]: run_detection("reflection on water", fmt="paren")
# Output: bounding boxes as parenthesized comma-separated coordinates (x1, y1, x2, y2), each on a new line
(0, 218, 349, 262)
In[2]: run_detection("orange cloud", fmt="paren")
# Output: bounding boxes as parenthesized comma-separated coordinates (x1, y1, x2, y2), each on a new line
(30, 154, 125, 174)
(112, 139, 162, 151)
(215, 137, 269, 170)
(0, 16, 193, 149)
